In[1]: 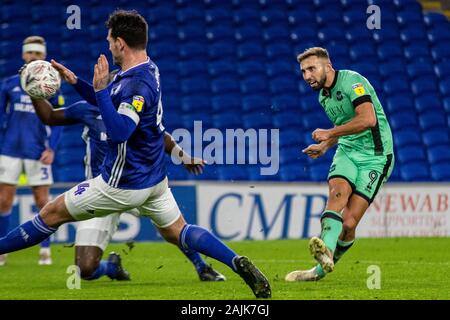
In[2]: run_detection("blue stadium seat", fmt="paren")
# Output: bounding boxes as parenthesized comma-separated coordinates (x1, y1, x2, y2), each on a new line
(383, 77, 410, 95)
(149, 25, 178, 42)
(443, 97, 450, 113)
(389, 112, 419, 131)
(273, 111, 302, 128)
(439, 78, 450, 96)
(179, 42, 207, 59)
(209, 42, 236, 59)
(263, 26, 290, 42)
(430, 164, 450, 181)
(270, 77, 297, 95)
(404, 43, 430, 61)
(181, 96, 210, 113)
(411, 77, 438, 96)
(205, 8, 231, 25)
(177, 7, 205, 24)
(272, 95, 300, 113)
(301, 112, 332, 131)
(397, 146, 427, 164)
(372, 23, 400, 43)
(288, 10, 316, 26)
(237, 61, 265, 77)
(266, 43, 291, 59)
(55, 166, 85, 183)
(235, 26, 262, 42)
(279, 164, 310, 181)
(423, 12, 448, 28)
(178, 60, 207, 77)
(397, 10, 424, 27)
(431, 44, 450, 61)
(427, 25, 450, 44)
(237, 42, 265, 60)
(181, 77, 209, 95)
(434, 62, 450, 79)
(379, 60, 406, 78)
(290, 27, 317, 42)
(317, 27, 342, 42)
(427, 146, 450, 165)
(394, 130, 422, 148)
(261, 9, 287, 25)
(242, 114, 272, 129)
(342, 9, 367, 26)
(407, 61, 435, 79)
(212, 112, 241, 129)
(233, 8, 260, 25)
(378, 42, 404, 61)
(148, 6, 176, 23)
(309, 163, 331, 182)
(242, 95, 270, 113)
(316, 9, 342, 26)
(211, 77, 240, 94)
(240, 77, 268, 95)
(178, 26, 206, 42)
(209, 60, 235, 77)
(206, 26, 235, 42)
(400, 163, 430, 181)
(418, 112, 447, 131)
(385, 95, 414, 114)
(349, 43, 376, 61)
(400, 27, 427, 43)
(212, 95, 241, 113)
(415, 93, 442, 113)
(422, 130, 450, 148)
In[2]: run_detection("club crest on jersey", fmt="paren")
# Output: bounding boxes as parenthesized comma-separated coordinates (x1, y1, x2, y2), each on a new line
(132, 95, 144, 112)
(351, 83, 365, 96)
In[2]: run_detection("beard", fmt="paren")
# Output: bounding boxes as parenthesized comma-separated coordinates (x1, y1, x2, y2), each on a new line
(112, 54, 122, 67)
(310, 74, 327, 91)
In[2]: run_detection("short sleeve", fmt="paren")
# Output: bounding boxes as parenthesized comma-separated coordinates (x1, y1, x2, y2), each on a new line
(118, 81, 156, 126)
(343, 73, 373, 108)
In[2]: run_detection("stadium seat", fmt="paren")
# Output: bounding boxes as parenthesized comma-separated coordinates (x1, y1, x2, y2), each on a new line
(237, 42, 265, 60)
(178, 60, 207, 78)
(427, 146, 450, 165)
(415, 93, 442, 113)
(407, 61, 435, 79)
(272, 95, 300, 113)
(422, 130, 450, 148)
(397, 146, 427, 164)
(383, 77, 410, 95)
(385, 95, 415, 114)
(242, 95, 270, 113)
(209, 60, 235, 78)
(431, 44, 450, 61)
(400, 163, 430, 181)
(206, 26, 235, 42)
(404, 44, 430, 61)
(394, 130, 422, 148)
(378, 42, 404, 61)
(270, 77, 297, 95)
(266, 43, 292, 59)
(379, 60, 406, 78)
(205, 8, 231, 25)
(439, 79, 450, 96)
(389, 112, 419, 131)
(430, 164, 450, 181)
(434, 62, 450, 79)
(418, 112, 447, 131)
(211, 77, 240, 94)
(279, 163, 310, 181)
(211, 95, 241, 113)
(233, 8, 260, 25)
(209, 42, 236, 60)
(240, 77, 268, 95)
(309, 163, 331, 182)
(410, 78, 438, 96)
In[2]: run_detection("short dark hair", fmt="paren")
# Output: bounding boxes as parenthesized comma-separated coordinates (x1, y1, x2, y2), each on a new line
(106, 10, 148, 50)
(297, 47, 330, 63)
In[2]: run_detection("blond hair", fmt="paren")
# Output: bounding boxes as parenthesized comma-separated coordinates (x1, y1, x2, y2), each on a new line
(23, 36, 46, 46)
(297, 47, 330, 63)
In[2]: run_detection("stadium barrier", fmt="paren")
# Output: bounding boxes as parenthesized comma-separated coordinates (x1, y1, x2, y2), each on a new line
(11, 182, 450, 243)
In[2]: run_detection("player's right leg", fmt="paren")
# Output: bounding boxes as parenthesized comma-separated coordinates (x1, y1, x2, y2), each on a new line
(0, 156, 22, 265)
(75, 213, 130, 281)
(139, 178, 271, 298)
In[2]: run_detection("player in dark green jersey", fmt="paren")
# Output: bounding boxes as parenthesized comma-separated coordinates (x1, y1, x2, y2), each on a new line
(286, 47, 394, 282)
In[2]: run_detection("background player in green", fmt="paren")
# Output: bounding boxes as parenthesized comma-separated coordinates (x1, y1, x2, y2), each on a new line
(285, 47, 395, 282)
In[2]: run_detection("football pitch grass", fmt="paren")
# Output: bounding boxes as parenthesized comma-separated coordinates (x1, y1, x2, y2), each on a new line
(0, 238, 449, 300)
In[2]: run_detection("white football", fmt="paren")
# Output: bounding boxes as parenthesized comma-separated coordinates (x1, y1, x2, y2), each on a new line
(20, 60, 61, 99)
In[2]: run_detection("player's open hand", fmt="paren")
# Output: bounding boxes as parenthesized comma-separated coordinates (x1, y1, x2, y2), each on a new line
(302, 144, 326, 159)
(51, 59, 77, 85)
(40, 148, 54, 165)
(183, 157, 207, 175)
(312, 128, 331, 142)
(93, 54, 110, 92)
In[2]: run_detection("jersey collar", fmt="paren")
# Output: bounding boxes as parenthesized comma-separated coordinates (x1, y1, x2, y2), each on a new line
(322, 70, 339, 97)
(117, 57, 150, 78)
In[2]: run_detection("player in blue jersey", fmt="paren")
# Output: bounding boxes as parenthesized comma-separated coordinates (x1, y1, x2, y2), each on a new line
(30, 89, 226, 282)
(0, 36, 64, 266)
(0, 11, 271, 298)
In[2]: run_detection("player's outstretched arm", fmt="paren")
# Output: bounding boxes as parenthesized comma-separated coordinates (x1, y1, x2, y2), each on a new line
(164, 132, 206, 175)
(30, 98, 77, 126)
(51, 59, 98, 106)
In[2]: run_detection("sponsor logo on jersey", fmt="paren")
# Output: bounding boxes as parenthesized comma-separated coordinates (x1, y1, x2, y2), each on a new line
(351, 83, 365, 96)
(58, 95, 65, 106)
(132, 95, 144, 112)
(336, 91, 343, 101)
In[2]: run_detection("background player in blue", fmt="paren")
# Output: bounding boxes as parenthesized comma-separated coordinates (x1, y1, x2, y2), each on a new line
(30, 90, 226, 282)
(0, 10, 271, 298)
(0, 36, 63, 266)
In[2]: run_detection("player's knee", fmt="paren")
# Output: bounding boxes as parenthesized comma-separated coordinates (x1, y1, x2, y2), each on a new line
(329, 187, 350, 208)
(343, 218, 357, 234)
(39, 200, 70, 228)
(34, 197, 49, 211)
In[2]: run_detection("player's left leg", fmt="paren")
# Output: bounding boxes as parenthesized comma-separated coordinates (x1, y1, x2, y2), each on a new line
(31, 185, 52, 265)
(27, 159, 54, 265)
(140, 178, 271, 298)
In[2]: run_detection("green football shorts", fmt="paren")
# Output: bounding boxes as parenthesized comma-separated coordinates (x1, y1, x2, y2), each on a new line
(327, 144, 394, 204)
